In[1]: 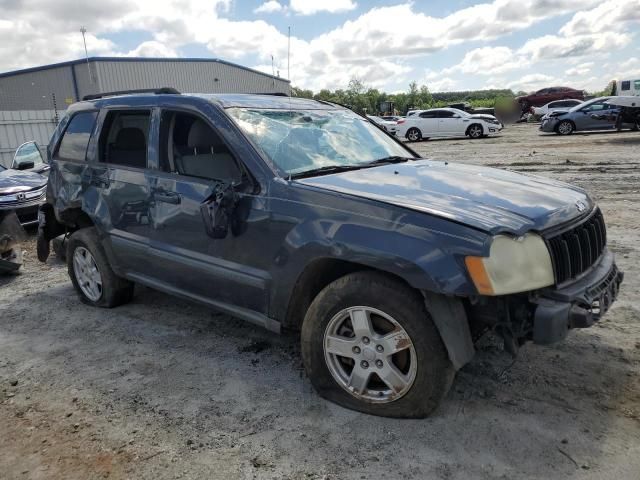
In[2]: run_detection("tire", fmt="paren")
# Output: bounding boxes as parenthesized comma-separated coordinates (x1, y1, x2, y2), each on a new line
(467, 124, 483, 139)
(556, 120, 574, 135)
(301, 271, 454, 418)
(67, 227, 134, 308)
(406, 128, 422, 142)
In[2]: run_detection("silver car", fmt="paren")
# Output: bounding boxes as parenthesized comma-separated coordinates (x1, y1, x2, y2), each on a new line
(539, 96, 631, 135)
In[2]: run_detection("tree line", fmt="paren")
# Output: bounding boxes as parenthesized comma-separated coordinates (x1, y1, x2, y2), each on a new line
(291, 79, 519, 115)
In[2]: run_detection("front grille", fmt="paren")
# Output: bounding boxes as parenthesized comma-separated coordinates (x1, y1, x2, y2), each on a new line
(546, 208, 607, 284)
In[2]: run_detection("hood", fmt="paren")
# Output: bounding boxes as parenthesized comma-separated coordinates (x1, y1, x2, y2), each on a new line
(297, 160, 592, 235)
(0, 168, 48, 195)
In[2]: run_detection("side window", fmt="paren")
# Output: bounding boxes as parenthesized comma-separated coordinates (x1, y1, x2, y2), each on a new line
(436, 111, 455, 118)
(634, 80, 640, 91)
(159, 111, 243, 184)
(620, 81, 631, 91)
(419, 111, 436, 118)
(98, 110, 151, 169)
(56, 112, 98, 161)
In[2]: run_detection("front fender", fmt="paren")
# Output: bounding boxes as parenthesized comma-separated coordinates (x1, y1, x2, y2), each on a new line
(267, 188, 488, 322)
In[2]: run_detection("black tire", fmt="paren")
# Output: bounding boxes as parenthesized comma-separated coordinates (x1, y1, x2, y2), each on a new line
(301, 271, 454, 418)
(467, 123, 483, 139)
(556, 120, 574, 135)
(406, 128, 422, 142)
(67, 227, 134, 308)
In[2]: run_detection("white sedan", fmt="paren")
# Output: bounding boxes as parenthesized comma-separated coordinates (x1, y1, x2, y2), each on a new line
(532, 99, 583, 118)
(395, 108, 503, 141)
(367, 115, 399, 134)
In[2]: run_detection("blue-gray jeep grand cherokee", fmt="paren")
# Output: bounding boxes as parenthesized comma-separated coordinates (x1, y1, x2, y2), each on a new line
(37, 90, 623, 418)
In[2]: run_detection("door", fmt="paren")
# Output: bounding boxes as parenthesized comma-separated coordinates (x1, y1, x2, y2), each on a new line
(91, 108, 154, 273)
(436, 110, 464, 136)
(575, 101, 618, 130)
(416, 111, 438, 136)
(146, 109, 270, 314)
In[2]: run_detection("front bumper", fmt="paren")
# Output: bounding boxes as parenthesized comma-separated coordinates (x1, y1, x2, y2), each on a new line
(0, 197, 46, 227)
(531, 249, 623, 344)
(539, 118, 559, 132)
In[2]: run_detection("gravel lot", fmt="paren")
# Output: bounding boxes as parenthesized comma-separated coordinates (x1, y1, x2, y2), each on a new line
(1, 124, 639, 480)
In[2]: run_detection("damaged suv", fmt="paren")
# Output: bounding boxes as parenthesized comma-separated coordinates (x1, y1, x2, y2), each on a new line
(38, 90, 623, 418)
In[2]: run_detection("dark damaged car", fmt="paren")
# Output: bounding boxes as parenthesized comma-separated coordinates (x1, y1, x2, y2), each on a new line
(37, 90, 623, 418)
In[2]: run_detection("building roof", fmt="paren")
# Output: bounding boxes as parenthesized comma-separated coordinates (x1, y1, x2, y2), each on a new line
(0, 57, 290, 83)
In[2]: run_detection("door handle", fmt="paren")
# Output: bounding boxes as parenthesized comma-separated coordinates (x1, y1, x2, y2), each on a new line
(154, 190, 181, 205)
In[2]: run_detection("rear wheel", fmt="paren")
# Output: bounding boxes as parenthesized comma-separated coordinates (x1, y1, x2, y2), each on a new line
(467, 124, 483, 139)
(556, 120, 574, 135)
(406, 128, 422, 142)
(67, 228, 134, 307)
(301, 272, 454, 418)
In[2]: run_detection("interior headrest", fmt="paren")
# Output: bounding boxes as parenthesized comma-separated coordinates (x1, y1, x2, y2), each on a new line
(187, 120, 216, 149)
(114, 128, 146, 149)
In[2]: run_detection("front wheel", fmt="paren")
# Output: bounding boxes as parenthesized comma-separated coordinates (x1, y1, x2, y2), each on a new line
(467, 124, 483, 139)
(556, 120, 574, 135)
(406, 128, 422, 142)
(67, 228, 134, 307)
(301, 272, 454, 418)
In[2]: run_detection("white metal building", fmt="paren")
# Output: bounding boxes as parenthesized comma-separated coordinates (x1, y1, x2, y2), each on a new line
(0, 57, 290, 166)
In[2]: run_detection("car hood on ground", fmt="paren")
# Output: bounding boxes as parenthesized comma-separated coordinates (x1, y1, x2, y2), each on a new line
(0, 168, 48, 195)
(297, 160, 591, 235)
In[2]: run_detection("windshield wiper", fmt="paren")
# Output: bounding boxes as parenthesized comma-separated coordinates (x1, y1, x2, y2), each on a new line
(290, 164, 367, 179)
(366, 156, 414, 165)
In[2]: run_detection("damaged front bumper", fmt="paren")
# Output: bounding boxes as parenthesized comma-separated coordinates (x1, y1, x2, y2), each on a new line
(531, 249, 623, 344)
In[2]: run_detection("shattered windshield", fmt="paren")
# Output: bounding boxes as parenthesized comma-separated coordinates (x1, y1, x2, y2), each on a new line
(226, 108, 413, 177)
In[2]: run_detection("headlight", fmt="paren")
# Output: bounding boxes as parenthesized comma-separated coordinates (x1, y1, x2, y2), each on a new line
(465, 233, 554, 295)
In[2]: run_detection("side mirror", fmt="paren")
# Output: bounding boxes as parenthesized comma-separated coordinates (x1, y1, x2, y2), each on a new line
(12, 141, 44, 170)
(16, 160, 35, 170)
(200, 183, 238, 239)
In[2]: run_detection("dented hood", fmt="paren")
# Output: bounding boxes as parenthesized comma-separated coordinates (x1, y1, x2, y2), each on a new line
(297, 160, 591, 235)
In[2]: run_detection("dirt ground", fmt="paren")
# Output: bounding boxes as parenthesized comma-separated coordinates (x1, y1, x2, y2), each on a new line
(1, 124, 639, 480)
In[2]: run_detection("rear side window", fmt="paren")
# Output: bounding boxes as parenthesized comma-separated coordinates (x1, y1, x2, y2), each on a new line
(419, 111, 436, 118)
(634, 80, 640, 90)
(98, 110, 151, 169)
(621, 80, 631, 91)
(56, 112, 97, 161)
(436, 110, 454, 118)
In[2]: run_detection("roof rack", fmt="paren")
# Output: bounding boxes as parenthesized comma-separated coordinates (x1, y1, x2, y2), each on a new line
(82, 87, 180, 101)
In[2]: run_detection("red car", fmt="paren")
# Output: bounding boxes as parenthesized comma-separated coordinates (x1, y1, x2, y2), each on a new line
(517, 87, 585, 111)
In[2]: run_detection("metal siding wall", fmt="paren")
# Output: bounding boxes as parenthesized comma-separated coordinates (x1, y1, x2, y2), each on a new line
(0, 67, 76, 111)
(0, 110, 62, 167)
(96, 60, 290, 95)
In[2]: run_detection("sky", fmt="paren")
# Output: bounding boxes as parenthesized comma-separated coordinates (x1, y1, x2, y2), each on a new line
(0, 0, 639, 93)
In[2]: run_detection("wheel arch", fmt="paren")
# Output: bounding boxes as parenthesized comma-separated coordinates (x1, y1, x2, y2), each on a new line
(282, 257, 475, 370)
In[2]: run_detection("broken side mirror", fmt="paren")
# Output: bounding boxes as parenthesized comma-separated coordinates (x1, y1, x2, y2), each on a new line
(200, 183, 238, 239)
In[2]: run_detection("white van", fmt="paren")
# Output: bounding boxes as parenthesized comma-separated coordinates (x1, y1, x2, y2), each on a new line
(617, 78, 640, 96)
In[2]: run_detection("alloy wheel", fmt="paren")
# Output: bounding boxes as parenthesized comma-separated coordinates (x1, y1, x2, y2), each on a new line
(469, 125, 483, 138)
(73, 246, 103, 301)
(323, 306, 418, 403)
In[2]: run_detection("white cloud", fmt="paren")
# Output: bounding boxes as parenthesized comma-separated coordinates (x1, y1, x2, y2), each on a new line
(560, 0, 640, 36)
(565, 62, 594, 77)
(254, 1, 284, 14)
(125, 40, 177, 57)
(445, 46, 526, 75)
(519, 32, 631, 61)
(506, 74, 559, 92)
(428, 77, 459, 92)
(289, 0, 357, 15)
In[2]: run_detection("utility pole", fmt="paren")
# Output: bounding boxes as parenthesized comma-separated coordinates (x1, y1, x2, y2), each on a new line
(80, 26, 93, 83)
(287, 26, 291, 81)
